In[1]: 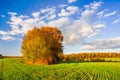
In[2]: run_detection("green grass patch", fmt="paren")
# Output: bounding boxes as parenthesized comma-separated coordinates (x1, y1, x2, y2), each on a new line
(0, 58, 120, 80)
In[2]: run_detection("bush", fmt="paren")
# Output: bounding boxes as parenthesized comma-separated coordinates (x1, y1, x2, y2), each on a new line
(21, 26, 63, 65)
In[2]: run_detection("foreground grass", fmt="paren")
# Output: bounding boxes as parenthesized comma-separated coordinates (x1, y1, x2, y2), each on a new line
(0, 58, 120, 80)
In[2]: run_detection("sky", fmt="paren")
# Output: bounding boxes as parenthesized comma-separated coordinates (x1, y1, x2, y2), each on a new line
(0, 0, 120, 56)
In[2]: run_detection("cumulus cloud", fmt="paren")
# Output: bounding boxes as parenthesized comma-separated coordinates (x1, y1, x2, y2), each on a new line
(40, 7, 56, 20)
(58, 6, 79, 17)
(6, 7, 56, 36)
(0, 30, 7, 35)
(68, 0, 77, 3)
(32, 11, 40, 18)
(0, 30, 15, 40)
(41, 7, 56, 14)
(82, 37, 120, 50)
(5, 1, 105, 45)
(47, 17, 70, 27)
(7, 11, 47, 35)
(93, 24, 105, 29)
(61, 1, 103, 45)
(47, 14, 56, 20)
(112, 18, 120, 24)
(81, 1, 102, 21)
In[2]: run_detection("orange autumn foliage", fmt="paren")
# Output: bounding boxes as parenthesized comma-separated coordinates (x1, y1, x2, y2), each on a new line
(63, 52, 120, 62)
(21, 26, 63, 65)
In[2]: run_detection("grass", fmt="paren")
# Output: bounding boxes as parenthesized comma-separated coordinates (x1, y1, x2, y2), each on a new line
(0, 58, 120, 80)
(104, 58, 120, 62)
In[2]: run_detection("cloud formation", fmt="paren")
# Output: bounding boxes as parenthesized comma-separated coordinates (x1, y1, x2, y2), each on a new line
(1, 35, 15, 40)
(58, 6, 79, 17)
(82, 37, 120, 50)
(0, 30, 15, 40)
(68, 0, 77, 3)
(1, 1, 105, 45)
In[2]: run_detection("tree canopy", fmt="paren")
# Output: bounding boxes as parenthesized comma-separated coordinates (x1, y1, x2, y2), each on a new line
(21, 26, 63, 65)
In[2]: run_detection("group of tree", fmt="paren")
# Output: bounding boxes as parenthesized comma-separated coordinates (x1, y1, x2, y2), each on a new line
(21, 26, 63, 65)
(63, 52, 120, 62)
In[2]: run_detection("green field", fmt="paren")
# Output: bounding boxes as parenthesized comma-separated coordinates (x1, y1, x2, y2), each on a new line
(0, 58, 120, 80)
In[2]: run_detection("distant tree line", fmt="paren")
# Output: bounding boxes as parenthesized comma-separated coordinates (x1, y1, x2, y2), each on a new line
(63, 52, 120, 62)
(2, 56, 22, 58)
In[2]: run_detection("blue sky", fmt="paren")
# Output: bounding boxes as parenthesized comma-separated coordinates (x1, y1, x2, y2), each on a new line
(0, 0, 120, 56)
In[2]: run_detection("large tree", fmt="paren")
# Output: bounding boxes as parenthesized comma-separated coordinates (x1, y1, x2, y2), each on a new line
(21, 26, 63, 65)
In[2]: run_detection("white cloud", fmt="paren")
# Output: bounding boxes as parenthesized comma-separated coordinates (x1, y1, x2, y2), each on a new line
(19, 15, 29, 18)
(47, 14, 56, 20)
(1, 35, 15, 40)
(93, 24, 105, 29)
(7, 9, 49, 35)
(0, 30, 7, 35)
(97, 9, 108, 18)
(81, 1, 102, 22)
(8, 12, 17, 16)
(88, 30, 100, 37)
(41, 7, 56, 14)
(58, 9, 68, 16)
(84, 1, 102, 10)
(61, 1, 103, 45)
(47, 17, 70, 27)
(47, 15, 96, 45)
(58, 6, 79, 17)
(97, 11, 104, 16)
(6, 1, 104, 45)
(82, 45, 96, 50)
(59, 4, 67, 8)
(79, 26, 93, 37)
(40, 7, 56, 20)
(97, 10, 117, 18)
(0, 30, 15, 40)
(112, 18, 120, 24)
(68, 0, 77, 3)
(32, 12, 40, 18)
(82, 37, 120, 50)
(104, 11, 116, 17)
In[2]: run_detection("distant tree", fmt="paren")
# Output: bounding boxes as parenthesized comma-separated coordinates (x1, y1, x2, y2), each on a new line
(21, 26, 63, 65)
